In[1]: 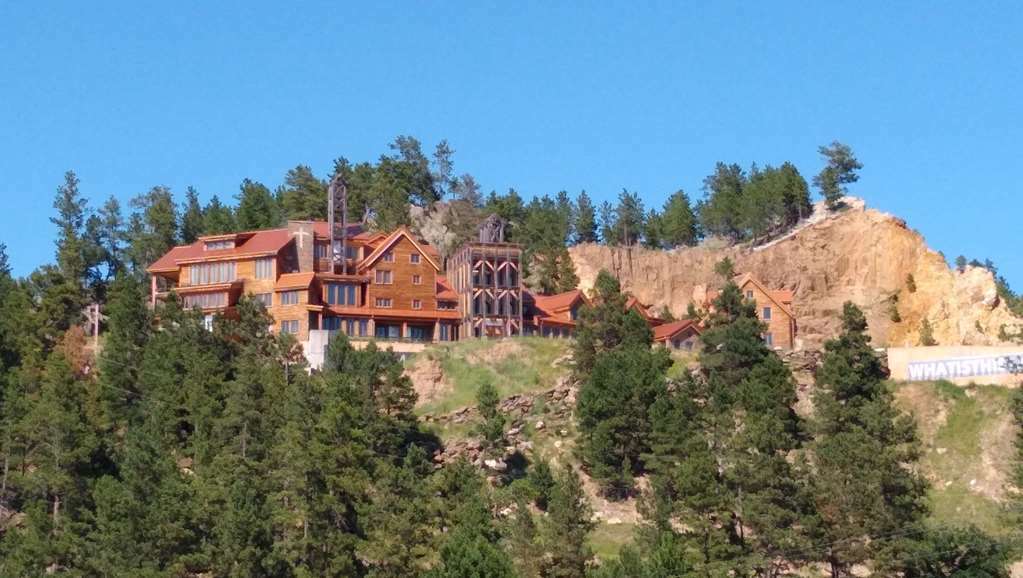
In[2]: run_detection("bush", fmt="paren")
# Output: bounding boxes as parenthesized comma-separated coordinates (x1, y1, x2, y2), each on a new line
(906, 273, 917, 293)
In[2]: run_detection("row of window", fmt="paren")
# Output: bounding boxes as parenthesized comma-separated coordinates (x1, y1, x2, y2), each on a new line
(326, 283, 358, 306)
(204, 239, 234, 250)
(190, 261, 236, 285)
(315, 243, 359, 260)
(183, 292, 227, 309)
(379, 251, 421, 264)
(373, 270, 422, 285)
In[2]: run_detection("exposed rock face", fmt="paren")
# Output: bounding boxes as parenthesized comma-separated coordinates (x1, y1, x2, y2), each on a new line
(570, 198, 1020, 348)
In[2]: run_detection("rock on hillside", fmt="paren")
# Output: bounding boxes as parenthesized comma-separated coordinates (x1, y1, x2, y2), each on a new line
(570, 198, 1019, 348)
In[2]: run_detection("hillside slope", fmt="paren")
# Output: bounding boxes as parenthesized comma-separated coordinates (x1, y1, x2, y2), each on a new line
(570, 198, 1019, 348)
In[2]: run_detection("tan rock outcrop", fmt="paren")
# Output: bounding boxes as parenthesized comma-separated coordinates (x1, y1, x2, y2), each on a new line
(569, 198, 1020, 348)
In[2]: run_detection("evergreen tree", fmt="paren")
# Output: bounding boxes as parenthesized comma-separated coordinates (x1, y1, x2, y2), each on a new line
(660, 189, 700, 247)
(203, 194, 236, 235)
(180, 186, 205, 244)
(126, 186, 179, 275)
(920, 318, 937, 346)
(885, 526, 1009, 578)
(235, 179, 281, 230)
(573, 190, 598, 244)
(614, 189, 645, 246)
(644, 282, 815, 576)
(279, 164, 328, 221)
(955, 255, 968, 273)
(572, 270, 653, 378)
(50, 170, 89, 285)
(97, 273, 152, 432)
(475, 380, 505, 450)
(94, 195, 127, 280)
(598, 200, 617, 245)
(811, 303, 928, 577)
(813, 141, 862, 209)
(698, 162, 746, 241)
(642, 209, 662, 249)
(538, 466, 594, 578)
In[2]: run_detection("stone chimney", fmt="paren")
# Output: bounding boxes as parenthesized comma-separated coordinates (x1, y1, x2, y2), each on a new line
(287, 221, 315, 273)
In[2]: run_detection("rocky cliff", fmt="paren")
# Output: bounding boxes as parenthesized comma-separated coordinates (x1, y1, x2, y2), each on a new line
(569, 198, 1020, 349)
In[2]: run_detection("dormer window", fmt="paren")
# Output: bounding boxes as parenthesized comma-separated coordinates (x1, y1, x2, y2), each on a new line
(205, 239, 235, 251)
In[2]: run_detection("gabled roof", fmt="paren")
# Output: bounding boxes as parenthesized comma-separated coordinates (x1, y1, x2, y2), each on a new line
(730, 273, 796, 319)
(653, 319, 701, 342)
(532, 289, 586, 314)
(147, 229, 293, 272)
(436, 276, 458, 301)
(357, 227, 442, 272)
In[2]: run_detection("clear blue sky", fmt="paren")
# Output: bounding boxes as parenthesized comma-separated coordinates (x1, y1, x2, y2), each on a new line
(2, 2, 1021, 285)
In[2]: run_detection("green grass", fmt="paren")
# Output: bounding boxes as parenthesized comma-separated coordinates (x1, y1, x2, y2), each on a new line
(666, 350, 699, 380)
(893, 380, 1016, 537)
(415, 337, 571, 416)
(589, 522, 637, 560)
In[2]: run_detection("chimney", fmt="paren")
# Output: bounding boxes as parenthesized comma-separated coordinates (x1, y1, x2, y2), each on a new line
(288, 221, 315, 273)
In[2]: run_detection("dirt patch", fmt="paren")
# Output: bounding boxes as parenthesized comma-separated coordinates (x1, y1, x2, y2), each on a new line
(974, 404, 1015, 501)
(894, 383, 948, 442)
(406, 355, 451, 407)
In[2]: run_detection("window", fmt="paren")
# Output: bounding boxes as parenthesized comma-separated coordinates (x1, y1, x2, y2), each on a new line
(746, 290, 754, 300)
(412, 274, 422, 285)
(381, 251, 394, 263)
(326, 283, 358, 306)
(440, 324, 450, 341)
(190, 261, 236, 285)
(253, 293, 272, 307)
(762, 306, 772, 320)
(202, 314, 215, 331)
(410, 253, 421, 264)
(375, 270, 393, 284)
(323, 317, 341, 331)
(204, 239, 234, 251)
(315, 243, 328, 259)
(183, 292, 227, 309)
(359, 319, 368, 336)
(281, 320, 299, 334)
(375, 324, 400, 339)
(764, 332, 774, 347)
(408, 326, 429, 341)
(255, 257, 274, 280)
(438, 300, 456, 310)
(412, 299, 422, 310)
(375, 297, 392, 308)
(280, 291, 299, 305)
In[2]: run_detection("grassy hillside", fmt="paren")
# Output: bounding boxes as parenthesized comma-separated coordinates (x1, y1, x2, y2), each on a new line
(411, 339, 1021, 562)
(892, 380, 1017, 537)
(413, 337, 571, 416)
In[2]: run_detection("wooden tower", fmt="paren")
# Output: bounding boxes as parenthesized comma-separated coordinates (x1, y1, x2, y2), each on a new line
(448, 215, 524, 338)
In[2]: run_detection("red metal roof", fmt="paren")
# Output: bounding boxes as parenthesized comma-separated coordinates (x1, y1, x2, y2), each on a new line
(653, 319, 701, 342)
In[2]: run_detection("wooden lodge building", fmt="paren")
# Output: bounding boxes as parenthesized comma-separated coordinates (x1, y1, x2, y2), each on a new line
(148, 217, 798, 366)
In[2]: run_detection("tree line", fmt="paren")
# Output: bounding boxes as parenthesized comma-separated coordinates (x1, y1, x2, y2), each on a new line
(26, 136, 864, 312)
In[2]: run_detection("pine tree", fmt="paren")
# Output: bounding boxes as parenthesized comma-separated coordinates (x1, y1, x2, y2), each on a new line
(126, 186, 179, 275)
(203, 194, 236, 234)
(180, 186, 205, 243)
(50, 171, 89, 285)
(660, 189, 700, 247)
(97, 273, 152, 432)
(538, 466, 594, 578)
(615, 189, 645, 246)
(279, 165, 328, 221)
(645, 282, 816, 576)
(235, 179, 281, 231)
(475, 381, 505, 451)
(572, 270, 653, 378)
(573, 190, 598, 244)
(811, 302, 928, 577)
(698, 162, 746, 241)
(642, 209, 662, 249)
(814, 141, 862, 209)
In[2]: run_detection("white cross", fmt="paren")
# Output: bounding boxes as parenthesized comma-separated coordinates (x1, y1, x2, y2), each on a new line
(292, 229, 311, 248)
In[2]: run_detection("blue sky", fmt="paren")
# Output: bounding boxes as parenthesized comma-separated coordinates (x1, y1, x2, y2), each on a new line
(2, 2, 1021, 284)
